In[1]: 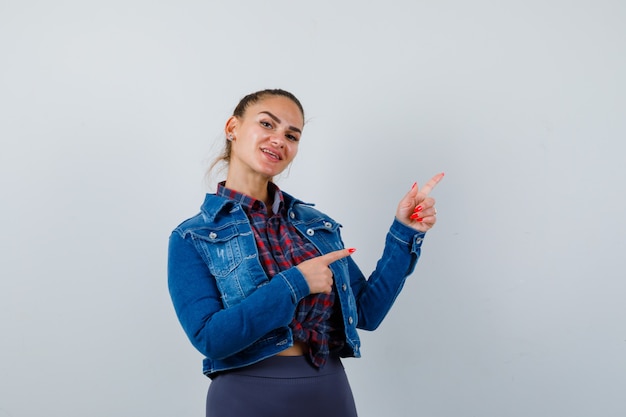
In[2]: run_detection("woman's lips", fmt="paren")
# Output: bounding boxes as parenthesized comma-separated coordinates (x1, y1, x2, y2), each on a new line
(261, 147, 281, 161)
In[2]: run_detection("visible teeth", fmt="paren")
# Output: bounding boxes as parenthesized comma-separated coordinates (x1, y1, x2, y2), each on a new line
(262, 149, 279, 158)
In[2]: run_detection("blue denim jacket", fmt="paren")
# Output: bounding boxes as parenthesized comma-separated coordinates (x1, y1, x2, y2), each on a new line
(168, 190, 426, 377)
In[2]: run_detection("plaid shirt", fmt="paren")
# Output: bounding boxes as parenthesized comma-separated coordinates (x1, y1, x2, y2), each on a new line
(217, 182, 344, 368)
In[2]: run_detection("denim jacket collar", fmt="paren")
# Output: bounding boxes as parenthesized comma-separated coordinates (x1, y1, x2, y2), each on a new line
(200, 189, 315, 223)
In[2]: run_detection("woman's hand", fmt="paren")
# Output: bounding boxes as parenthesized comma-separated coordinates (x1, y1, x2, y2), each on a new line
(396, 172, 444, 233)
(297, 248, 355, 294)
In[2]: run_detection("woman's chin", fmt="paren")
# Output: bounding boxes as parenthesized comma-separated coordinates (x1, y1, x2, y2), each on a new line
(257, 164, 286, 179)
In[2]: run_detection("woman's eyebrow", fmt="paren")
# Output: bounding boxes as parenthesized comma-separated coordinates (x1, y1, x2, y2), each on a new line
(258, 111, 302, 134)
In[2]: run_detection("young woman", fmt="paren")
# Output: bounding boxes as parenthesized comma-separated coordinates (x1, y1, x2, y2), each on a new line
(168, 89, 443, 417)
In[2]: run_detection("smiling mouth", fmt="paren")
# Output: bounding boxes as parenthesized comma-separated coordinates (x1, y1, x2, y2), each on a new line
(261, 148, 282, 160)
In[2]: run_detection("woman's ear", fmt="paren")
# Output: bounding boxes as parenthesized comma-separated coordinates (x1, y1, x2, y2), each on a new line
(224, 116, 238, 139)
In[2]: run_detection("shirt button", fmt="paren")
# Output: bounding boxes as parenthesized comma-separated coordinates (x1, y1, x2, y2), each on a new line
(290, 212, 295, 219)
(324, 221, 332, 228)
(415, 237, 423, 244)
(209, 232, 217, 239)
(342, 284, 347, 291)
(348, 316, 354, 325)
(306, 229, 314, 236)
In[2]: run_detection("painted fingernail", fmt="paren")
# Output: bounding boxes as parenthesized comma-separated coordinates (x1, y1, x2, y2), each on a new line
(348, 248, 356, 254)
(414, 205, 423, 212)
(410, 213, 422, 220)
(411, 182, 417, 190)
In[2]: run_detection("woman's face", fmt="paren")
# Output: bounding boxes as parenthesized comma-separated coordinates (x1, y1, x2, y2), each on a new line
(226, 95, 304, 180)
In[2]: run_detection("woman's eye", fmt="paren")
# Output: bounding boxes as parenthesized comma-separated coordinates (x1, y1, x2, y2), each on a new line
(260, 121, 272, 128)
(286, 134, 299, 142)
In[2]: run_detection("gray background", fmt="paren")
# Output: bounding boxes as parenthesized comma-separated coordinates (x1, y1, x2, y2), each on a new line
(1, 1, 625, 416)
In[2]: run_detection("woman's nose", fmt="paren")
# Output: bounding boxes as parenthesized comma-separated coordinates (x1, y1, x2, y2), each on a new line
(269, 133, 285, 147)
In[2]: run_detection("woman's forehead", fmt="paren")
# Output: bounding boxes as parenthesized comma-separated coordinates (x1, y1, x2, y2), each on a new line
(246, 96, 304, 126)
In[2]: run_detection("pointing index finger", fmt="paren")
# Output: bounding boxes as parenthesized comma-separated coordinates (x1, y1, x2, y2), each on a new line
(320, 248, 356, 265)
(418, 172, 445, 196)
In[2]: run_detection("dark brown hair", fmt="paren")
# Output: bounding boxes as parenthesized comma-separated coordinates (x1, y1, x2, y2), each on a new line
(233, 89, 304, 119)
(208, 89, 305, 177)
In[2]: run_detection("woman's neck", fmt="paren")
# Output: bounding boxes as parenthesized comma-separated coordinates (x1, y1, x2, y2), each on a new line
(224, 173, 272, 207)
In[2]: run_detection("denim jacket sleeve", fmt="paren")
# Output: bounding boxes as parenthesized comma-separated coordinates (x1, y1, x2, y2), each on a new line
(348, 218, 426, 331)
(167, 231, 310, 360)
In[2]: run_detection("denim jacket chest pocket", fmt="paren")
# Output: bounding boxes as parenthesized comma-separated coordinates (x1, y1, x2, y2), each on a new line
(189, 223, 267, 308)
(293, 215, 344, 252)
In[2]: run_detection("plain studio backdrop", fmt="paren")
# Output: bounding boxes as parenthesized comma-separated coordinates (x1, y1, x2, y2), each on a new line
(1, 1, 625, 416)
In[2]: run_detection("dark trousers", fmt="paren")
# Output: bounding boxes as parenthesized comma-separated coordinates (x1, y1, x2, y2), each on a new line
(206, 355, 358, 417)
